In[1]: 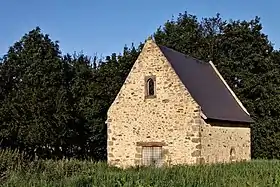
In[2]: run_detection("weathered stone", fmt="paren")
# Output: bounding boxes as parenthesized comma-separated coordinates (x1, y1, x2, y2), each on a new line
(191, 138, 201, 143)
(136, 147, 142, 153)
(135, 154, 142, 158)
(108, 141, 114, 146)
(162, 99, 169, 103)
(109, 153, 114, 157)
(196, 144, 202, 149)
(192, 125, 200, 132)
(191, 150, 201, 157)
(162, 149, 169, 155)
(196, 157, 205, 164)
(186, 132, 194, 137)
(134, 160, 141, 165)
(136, 142, 167, 146)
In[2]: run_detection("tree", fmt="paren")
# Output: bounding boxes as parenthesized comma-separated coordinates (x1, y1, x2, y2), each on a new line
(61, 53, 107, 160)
(0, 27, 74, 159)
(0, 27, 142, 161)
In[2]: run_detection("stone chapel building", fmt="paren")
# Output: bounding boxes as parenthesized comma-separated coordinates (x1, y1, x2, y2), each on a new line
(106, 37, 253, 168)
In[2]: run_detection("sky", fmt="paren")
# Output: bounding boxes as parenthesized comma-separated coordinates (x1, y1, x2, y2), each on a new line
(1, 0, 279, 58)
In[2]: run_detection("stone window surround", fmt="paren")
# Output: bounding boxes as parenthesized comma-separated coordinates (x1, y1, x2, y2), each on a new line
(144, 75, 156, 99)
(136, 141, 167, 147)
(135, 141, 167, 166)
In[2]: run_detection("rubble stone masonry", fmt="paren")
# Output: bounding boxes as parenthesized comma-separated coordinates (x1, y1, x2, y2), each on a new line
(200, 122, 251, 163)
(106, 38, 251, 168)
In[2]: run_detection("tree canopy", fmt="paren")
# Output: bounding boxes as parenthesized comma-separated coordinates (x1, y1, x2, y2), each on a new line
(1, 11, 280, 160)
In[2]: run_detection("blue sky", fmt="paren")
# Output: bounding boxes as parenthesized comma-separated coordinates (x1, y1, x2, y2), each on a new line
(1, 0, 279, 58)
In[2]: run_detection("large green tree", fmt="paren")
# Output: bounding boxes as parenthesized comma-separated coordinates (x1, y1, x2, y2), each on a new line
(0, 27, 142, 160)
(0, 27, 75, 158)
(61, 53, 107, 160)
(0, 28, 106, 160)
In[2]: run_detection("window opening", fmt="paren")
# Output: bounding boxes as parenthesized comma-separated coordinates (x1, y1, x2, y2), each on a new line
(147, 78, 155, 96)
(142, 146, 163, 167)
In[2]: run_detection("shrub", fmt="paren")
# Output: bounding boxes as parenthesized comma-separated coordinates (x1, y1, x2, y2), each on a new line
(0, 149, 29, 183)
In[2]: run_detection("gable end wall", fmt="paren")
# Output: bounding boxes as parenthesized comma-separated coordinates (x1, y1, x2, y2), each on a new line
(107, 39, 204, 168)
(107, 39, 251, 168)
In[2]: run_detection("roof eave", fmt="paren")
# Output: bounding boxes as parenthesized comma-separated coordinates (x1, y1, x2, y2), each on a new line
(208, 61, 251, 116)
(205, 116, 254, 124)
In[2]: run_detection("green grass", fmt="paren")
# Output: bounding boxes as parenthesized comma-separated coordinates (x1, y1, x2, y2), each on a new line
(1, 150, 280, 186)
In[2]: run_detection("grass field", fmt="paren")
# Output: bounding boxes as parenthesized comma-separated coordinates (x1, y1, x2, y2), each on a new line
(1, 150, 280, 186)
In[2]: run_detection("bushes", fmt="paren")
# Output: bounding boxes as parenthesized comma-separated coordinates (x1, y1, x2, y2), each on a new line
(1, 157, 280, 187)
(0, 149, 29, 183)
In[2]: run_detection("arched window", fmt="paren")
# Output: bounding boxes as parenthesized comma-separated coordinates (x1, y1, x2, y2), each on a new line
(147, 78, 155, 96)
(145, 76, 156, 98)
(230, 147, 236, 162)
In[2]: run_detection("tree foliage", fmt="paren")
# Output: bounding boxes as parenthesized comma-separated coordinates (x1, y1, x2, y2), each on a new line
(0, 27, 141, 160)
(1, 11, 280, 160)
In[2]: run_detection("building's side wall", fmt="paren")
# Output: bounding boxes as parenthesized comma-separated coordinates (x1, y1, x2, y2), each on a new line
(201, 122, 251, 163)
(107, 39, 204, 168)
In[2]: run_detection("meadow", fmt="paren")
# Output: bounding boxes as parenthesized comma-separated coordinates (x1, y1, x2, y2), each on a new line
(1, 149, 280, 187)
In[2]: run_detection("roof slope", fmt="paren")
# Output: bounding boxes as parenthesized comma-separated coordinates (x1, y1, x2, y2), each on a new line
(159, 45, 253, 123)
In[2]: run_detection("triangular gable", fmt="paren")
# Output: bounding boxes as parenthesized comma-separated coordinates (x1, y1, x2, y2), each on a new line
(107, 38, 202, 121)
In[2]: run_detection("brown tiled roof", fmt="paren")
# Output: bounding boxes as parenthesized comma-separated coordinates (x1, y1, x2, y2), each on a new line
(159, 45, 253, 123)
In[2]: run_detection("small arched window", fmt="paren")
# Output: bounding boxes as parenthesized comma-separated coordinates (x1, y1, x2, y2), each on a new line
(230, 147, 236, 162)
(145, 76, 156, 98)
(147, 78, 155, 96)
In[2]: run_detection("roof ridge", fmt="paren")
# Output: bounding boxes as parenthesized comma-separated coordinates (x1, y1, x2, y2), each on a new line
(158, 45, 208, 65)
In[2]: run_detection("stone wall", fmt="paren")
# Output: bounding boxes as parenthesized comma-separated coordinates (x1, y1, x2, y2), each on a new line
(107, 38, 204, 168)
(106, 38, 251, 168)
(200, 122, 251, 163)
